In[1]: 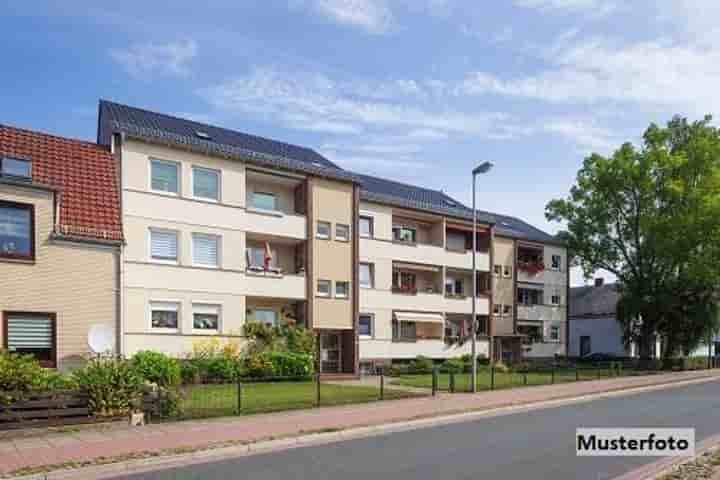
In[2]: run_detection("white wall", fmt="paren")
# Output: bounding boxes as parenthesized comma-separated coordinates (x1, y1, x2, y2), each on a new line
(568, 316, 628, 357)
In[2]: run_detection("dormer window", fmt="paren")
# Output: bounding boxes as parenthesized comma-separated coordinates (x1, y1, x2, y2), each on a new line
(1, 157, 32, 181)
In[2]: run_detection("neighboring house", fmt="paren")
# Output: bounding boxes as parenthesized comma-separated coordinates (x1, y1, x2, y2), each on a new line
(97, 101, 361, 375)
(0, 125, 123, 370)
(354, 174, 494, 371)
(568, 280, 630, 357)
(490, 214, 568, 361)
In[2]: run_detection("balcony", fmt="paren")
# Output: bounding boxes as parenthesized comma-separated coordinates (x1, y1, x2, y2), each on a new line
(516, 304, 565, 322)
(244, 169, 307, 239)
(244, 234, 307, 300)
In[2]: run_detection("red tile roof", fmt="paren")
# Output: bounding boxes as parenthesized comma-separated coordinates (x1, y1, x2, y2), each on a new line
(0, 125, 122, 242)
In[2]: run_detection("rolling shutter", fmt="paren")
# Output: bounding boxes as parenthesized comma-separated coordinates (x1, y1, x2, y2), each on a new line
(193, 233, 219, 267)
(150, 230, 178, 260)
(7, 315, 53, 350)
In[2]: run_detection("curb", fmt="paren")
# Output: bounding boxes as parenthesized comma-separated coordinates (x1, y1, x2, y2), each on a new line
(11, 373, 720, 480)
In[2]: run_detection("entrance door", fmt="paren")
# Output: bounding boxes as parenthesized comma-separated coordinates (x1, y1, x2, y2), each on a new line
(320, 332, 341, 373)
(580, 336, 591, 357)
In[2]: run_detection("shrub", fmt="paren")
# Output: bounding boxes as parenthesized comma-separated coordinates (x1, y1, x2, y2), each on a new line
(131, 351, 181, 387)
(73, 358, 143, 417)
(281, 326, 316, 356)
(180, 361, 201, 385)
(408, 356, 434, 374)
(0, 351, 47, 393)
(142, 383, 183, 418)
(204, 356, 241, 382)
(440, 358, 467, 374)
(241, 352, 274, 378)
(264, 351, 314, 378)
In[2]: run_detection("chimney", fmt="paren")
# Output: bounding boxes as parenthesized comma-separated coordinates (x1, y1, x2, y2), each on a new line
(594, 278, 604, 287)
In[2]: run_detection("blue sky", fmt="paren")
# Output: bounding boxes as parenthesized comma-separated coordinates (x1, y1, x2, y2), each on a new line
(2, 1, 717, 284)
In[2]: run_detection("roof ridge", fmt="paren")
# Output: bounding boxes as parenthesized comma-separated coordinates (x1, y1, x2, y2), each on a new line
(0, 123, 110, 152)
(99, 99, 321, 155)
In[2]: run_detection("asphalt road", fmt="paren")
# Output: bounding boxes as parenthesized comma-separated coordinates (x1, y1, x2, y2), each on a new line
(126, 379, 720, 480)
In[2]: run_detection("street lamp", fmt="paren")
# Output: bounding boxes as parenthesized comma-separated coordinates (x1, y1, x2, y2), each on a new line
(471, 161, 494, 393)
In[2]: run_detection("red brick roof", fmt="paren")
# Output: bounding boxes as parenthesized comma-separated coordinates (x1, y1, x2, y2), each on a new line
(0, 125, 122, 242)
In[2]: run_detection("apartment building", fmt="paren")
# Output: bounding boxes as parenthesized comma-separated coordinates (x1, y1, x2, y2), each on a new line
(0, 125, 122, 370)
(491, 214, 568, 361)
(97, 101, 360, 375)
(354, 174, 495, 371)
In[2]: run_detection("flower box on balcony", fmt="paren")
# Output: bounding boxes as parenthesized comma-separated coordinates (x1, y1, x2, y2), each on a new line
(518, 261, 545, 276)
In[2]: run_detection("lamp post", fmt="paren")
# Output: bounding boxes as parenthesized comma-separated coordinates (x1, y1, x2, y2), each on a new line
(471, 161, 494, 393)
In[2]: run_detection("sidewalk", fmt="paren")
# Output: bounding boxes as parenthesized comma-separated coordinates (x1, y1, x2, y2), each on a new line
(1, 370, 719, 477)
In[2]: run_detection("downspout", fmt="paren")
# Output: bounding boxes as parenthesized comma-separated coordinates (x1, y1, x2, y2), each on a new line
(112, 132, 125, 357)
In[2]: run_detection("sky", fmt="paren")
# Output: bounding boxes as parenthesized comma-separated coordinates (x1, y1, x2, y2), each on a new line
(2, 1, 718, 285)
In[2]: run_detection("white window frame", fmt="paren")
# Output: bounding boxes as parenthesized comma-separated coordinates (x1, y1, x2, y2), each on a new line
(551, 254, 562, 271)
(551, 293, 561, 306)
(192, 303, 221, 333)
(335, 281, 349, 299)
(359, 263, 374, 289)
(317, 279, 331, 297)
(335, 224, 350, 242)
(493, 264, 502, 277)
(149, 158, 180, 195)
(149, 301, 180, 332)
(549, 324, 561, 342)
(359, 215, 374, 238)
(250, 308, 279, 327)
(192, 232, 221, 268)
(251, 191, 278, 212)
(503, 265, 512, 278)
(358, 313, 374, 338)
(317, 221, 331, 240)
(149, 228, 179, 264)
(192, 166, 221, 202)
(502, 304, 512, 317)
(492, 304, 501, 316)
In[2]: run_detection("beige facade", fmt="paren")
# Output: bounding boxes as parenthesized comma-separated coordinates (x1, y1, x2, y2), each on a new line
(0, 184, 119, 370)
(492, 236, 515, 336)
(358, 200, 492, 363)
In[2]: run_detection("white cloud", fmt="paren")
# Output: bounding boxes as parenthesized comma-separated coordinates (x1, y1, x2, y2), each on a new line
(514, 0, 617, 17)
(541, 118, 619, 153)
(199, 66, 508, 138)
(111, 39, 197, 78)
(297, 0, 394, 34)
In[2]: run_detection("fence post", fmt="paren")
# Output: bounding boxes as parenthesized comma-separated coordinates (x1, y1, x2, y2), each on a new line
(449, 371, 456, 393)
(315, 372, 321, 408)
(380, 372, 385, 401)
(551, 363, 555, 384)
(491, 362, 495, 390)
(236, 381, 243, 414)
(432, 366, 438, 396)
(575, 365, 580, 382)
(523, 370, 527, 386)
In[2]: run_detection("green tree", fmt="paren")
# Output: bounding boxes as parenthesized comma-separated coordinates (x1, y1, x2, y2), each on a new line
(546, 116, 720, 358)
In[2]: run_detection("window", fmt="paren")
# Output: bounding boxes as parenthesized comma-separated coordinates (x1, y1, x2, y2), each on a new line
(492, 304, 501, 316)
(150, 302, 179, 330)
(251, 192, 277, 211)
(549, 325, 561, 341)
(503, 265, 512, 278)
(444, 277, 464, 297)
(317, 279, 331, 297)
(0, 201, 33, 260)
(4, 313, 55, 367)
(336, 281, 349, 298)
(150, 159, 179, 194)
(493, 264, 502, 276)
(192, 167, 220, 201)
(393, 320, 417, 341)
(551, 293, 561, 305)
(359, 263, 374, 288)
(1, 157, 32, 180)
(393, 271, 417, 294)
(251, 309, 278, 327)
(393, 226, 417, 244)
(192, 233, 220, 267)
(359, 216, 374, 238)
(246, 245, 278, 270)
(150, 229, 178, 262)
(503, 304, 512, 317)
(359, 314, 374, 337)
(193, 304, 220, 331)
(335, 224, 350, 242)
(317, 221, 331, 239)
(518, 324, 542, 345)
(517, 288, 542, 306)
(551, 254, 562, 271)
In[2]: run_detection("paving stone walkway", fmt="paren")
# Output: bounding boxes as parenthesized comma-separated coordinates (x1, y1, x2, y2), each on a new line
(1, 370, 718, 476)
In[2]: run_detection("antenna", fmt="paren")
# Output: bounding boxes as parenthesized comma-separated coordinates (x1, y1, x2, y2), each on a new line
(88, 324, 114, 355)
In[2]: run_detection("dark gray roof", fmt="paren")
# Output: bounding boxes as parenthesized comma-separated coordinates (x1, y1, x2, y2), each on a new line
(570, 283, 619, 318)
(356, 172, 563, 244)
(355, 173, 494, 224)
(97, 100, 355, 182)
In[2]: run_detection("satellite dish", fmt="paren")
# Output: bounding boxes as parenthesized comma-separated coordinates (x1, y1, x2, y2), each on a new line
(88, 324, 114, 354)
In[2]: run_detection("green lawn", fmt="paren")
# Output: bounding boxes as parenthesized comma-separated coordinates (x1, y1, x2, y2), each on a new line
(180, 381, 419, 419)
(391, 367, 631, 392)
